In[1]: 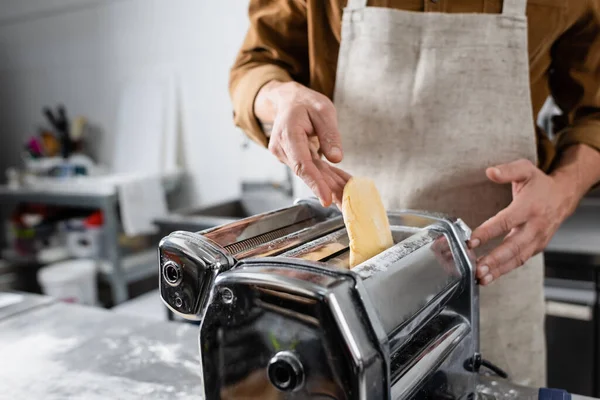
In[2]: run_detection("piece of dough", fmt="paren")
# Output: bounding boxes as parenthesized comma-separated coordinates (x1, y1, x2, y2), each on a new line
(342, 177, 394, 267)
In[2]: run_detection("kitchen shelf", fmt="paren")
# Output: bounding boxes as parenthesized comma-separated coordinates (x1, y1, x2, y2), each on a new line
(98, 249, 157, 282)
(1, 247, 70, 265)
(0, 185, 146, 305)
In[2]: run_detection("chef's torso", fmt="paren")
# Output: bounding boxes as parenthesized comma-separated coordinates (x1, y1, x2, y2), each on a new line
(330, 0, 547, 386)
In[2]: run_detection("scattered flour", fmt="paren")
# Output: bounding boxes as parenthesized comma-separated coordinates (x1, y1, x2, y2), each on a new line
(0, 331, 200, 400)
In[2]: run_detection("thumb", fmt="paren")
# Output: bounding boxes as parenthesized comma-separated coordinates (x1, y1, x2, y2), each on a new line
(487, 159, 535, 184)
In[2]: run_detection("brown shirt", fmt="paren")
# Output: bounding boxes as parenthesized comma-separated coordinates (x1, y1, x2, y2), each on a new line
(229, 0, 600, 172)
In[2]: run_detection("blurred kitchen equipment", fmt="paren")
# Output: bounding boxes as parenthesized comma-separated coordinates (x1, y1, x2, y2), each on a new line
(544, 192, 600, 397)
(0, 260, 21, 292)
(65, 211, 104, 259)
(40, 130, 61, 157)
(37, 259, 97, 305)
(43, 105, 71, 159)
(154, 190, 294, 236)
(24, 137, 44, 158)
(5, 168, 20, 189)
(545, 253, 598, 397)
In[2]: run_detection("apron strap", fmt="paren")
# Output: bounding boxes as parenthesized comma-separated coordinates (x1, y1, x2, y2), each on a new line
(346, 0, 368, 9)
(348, 0, 525, 15)
(502, 0, 528, 16)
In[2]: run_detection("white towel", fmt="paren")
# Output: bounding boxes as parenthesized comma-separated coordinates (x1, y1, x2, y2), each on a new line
(116, 174, 167, 236)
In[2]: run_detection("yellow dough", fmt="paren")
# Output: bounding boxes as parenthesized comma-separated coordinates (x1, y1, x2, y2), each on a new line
(342, 177, 394, 267)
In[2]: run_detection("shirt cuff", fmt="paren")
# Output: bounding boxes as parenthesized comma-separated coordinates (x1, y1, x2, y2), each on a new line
(231, 65, 293, 147)
(555, 119, 600, 156)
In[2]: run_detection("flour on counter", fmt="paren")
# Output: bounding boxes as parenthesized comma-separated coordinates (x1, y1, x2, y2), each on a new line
(0, 329, 199, 399)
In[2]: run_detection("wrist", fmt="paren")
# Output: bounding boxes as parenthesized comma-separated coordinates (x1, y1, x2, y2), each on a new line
(254, 80, 287, 124)
(550, 144, 600, 217)
(550, 169, 582, 219)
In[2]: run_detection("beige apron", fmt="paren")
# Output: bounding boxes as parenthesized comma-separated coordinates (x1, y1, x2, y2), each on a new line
(334, 0, 546, 387)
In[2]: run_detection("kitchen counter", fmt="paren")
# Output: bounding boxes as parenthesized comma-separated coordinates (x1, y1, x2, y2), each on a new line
(477, 375, 597, 400)
(0, 293, 597, 399)
(0, 293, 202, 400)
(0, 292, 54, 321)
(546, 199, 600, 257)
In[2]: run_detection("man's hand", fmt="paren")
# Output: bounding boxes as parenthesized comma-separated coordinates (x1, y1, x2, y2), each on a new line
(468, 159, 580, 285)
(255, 81, 351, 208)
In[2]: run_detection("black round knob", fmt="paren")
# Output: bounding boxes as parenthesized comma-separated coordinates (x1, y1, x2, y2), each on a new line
(267, 351, 305, 392)
(162, 261, 182, 286)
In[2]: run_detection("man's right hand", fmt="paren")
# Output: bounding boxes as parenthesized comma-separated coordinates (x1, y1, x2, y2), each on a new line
(254, 81, 351, 208)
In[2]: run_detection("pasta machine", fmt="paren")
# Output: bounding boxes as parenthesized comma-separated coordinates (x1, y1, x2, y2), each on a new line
(157, 198, 488, 399)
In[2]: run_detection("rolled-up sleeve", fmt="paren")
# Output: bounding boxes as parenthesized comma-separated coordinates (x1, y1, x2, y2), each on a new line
(229, 0, 309, 147)
(550, 4, 600, 161)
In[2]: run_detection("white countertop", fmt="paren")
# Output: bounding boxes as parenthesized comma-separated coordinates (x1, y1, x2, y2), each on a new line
(0, 293, 201, 400)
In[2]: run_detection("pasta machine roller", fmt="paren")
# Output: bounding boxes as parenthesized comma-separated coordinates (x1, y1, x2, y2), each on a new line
(158, 198, 482, 399)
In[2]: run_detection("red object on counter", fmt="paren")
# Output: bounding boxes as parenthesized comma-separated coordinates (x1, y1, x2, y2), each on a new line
(84, 211, 103, 227)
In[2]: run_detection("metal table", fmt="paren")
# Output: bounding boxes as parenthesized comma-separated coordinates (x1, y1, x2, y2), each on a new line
(0, 293, 595, 400)
(0, 293, 202, 399)
(477, 376, 596, 400)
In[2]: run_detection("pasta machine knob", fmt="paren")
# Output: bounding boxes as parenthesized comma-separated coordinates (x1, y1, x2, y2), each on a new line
(267, 351, 305, 392)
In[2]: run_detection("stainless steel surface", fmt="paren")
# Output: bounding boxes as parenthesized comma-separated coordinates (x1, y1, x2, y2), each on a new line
(5, 294, 581, 400)
(280, 227, 349, 261)
(476, 375, 538, 400)
(205, 260, 387, 399)
(233, 216, 344, 258)
(158, 198, 339, 320)
(474, 375, 600, 400)
(547, 202, 600, 255)
(224, 218, 317, 255)
(477, 375, 600, 400)
(158, 230, 235, 321)
(357, 229, 462, 345)
(202, 203, 312, 246)
(0, 294, 202, 399)
(391, 312, 470, 399)
(158, 199, 481, 399)
(0, 291, 54, 321)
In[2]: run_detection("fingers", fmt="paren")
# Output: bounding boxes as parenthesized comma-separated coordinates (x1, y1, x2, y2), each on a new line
(315, 159, 344, 207)
(477, 224, 538, 285)
(329, 165, 352, 183)
(486, 159, 536, 184)
(273, 127, 332, 207)
(267, 134, 287, 164)
(314, 159, 349, 208)
(327, 164, 352, 206)
(308, 135, 321, 158)
(264, 83, 347, 207)
(469, 201, 530, 249)
(327, 165, 352, 208)
(308, 102, 343, 163)
(469, 160, 541, 249)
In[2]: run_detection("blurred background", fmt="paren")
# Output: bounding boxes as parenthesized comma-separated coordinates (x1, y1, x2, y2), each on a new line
(0, 0, 598, 398)
(0, 0, 291, 307)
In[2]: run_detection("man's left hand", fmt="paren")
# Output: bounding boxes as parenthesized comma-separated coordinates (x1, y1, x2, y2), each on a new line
(468, 159, 578, 286)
